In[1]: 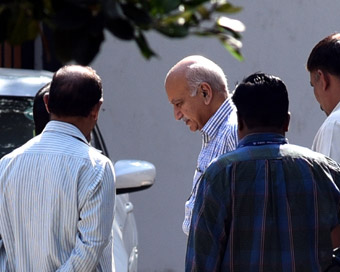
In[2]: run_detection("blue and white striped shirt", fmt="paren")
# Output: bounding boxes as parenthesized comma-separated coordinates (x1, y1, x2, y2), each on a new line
(0, 121, 116, 271)
(182, 97, 238, 235)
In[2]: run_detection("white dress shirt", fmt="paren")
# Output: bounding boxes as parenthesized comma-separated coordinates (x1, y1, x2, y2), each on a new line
(0, 121, 115, 271)
(312, 101, 340, 164)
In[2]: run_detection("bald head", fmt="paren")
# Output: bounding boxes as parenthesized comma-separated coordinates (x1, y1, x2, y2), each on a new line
(165, 55, 229, 96)
(48, 65, 102, 118)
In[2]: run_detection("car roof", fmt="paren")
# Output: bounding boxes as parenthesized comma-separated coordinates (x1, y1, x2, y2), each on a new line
(0, 68, 53, 97)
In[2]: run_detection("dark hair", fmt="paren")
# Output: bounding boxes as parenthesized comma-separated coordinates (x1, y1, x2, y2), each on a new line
(33, 83, 50, 135)
(307, 33, 340, 76)
(48, 65, 102, 117)
(232, 72, 289, 129)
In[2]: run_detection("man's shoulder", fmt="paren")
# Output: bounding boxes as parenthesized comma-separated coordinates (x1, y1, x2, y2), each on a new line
(58, 138, 112, 168)
(282, 143, 325, 157)
(204, 143, 340, 181)
(0, 135, 40, 162)
(211, 142, 331, 166)
(322, 106, 340, 125)
(221, 108, 238, 127)
(204, 148, 241, 174)
(87, 146, 112, 165)
(215, 105, 238, 141)
(281, 143, 340, 169)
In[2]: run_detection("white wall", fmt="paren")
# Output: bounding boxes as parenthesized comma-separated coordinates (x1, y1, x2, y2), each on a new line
(92, 1, 340, 271)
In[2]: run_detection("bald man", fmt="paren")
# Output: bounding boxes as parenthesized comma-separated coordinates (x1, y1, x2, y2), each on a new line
(164, 55, 238, 235)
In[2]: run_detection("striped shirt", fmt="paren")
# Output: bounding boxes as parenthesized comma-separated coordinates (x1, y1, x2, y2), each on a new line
(182, 97, 238, 235)
(186, 133, 340, 271)
(0, 121, 115, 271)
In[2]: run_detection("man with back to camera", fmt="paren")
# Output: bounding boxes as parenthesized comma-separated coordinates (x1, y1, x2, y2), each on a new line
(186, 72, 340, 271)
(164, 55, 238, 235)
(307, 33, 340, 163)
(0, 65, 116, 271)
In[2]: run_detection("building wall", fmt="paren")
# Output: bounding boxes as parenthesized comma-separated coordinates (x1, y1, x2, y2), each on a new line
(92, 1, 340, 271)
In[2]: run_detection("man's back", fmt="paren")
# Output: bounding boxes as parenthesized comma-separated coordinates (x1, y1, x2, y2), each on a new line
(186, 133, 340, 271)
(0, 121, 115, 271)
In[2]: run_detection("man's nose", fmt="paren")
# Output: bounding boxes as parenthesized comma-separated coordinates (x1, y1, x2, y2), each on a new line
(174, 107, 183, 120)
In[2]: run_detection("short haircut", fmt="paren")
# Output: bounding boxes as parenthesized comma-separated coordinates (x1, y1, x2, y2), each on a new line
(183, 56, 228, 96)
(33, 83, 50, 135)
(232, 72, 289, 129)
(307, 33, 340, 76)
(48, 65, 102, 117)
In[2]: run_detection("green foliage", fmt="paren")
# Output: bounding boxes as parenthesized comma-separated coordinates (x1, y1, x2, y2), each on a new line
(0, 0, 245, 65)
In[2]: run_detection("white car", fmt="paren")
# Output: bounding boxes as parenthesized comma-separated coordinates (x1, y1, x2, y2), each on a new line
(0, 67, 155, 271)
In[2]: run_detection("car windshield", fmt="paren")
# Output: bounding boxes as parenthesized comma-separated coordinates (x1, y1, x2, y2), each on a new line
(0, 95, 104, 159)
(0, 96, 35, 158)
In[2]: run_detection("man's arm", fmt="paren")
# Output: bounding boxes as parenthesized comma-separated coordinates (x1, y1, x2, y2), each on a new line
(185, 168, 230, 272)
(57, 161, 116, 271)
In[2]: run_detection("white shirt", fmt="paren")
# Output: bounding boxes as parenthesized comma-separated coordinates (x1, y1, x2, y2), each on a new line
(0, 121, 116, 271)
(182, 98, 238, 235)
(312, 101, 340, 164)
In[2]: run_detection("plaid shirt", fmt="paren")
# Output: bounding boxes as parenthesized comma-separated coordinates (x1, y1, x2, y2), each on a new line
(186, 133, 340, 272)
(182, 98, 238, 235)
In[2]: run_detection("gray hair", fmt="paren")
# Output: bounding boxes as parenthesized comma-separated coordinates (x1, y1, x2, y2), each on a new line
(185, 57, 228, 96)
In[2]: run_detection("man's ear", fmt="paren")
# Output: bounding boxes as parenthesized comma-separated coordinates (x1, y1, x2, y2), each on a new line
(200, 82, 213, 105)
(43, 93, 50, 113)
(237, 112, 244, 131)
(317, 69, 330, 91)
(283, 112, 290, 132)
(237, 112, 246, 140)
(90, 100, 103, 121)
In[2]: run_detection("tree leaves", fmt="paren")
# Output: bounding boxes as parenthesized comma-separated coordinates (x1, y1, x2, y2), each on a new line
(0, 1, 40, 44)
(1, 0, 245, 65)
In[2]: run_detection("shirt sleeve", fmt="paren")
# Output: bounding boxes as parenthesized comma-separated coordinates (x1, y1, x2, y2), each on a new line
(57, 160, 116, 272)
(185, 166, 231, 272)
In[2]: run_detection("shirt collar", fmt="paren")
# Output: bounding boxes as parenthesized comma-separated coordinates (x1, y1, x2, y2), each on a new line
(331, 100, 340, 114)
(201, 97, 236, 143)
(43, 120, 90, 145)
(238, 133, 288, 148)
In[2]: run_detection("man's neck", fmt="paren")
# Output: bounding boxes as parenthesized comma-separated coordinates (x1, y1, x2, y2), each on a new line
(50, 115, 93, 141)
(239, 127, 285, 141)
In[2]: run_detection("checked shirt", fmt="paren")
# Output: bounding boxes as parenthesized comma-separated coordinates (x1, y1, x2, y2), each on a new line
(186, 133, 340, 272)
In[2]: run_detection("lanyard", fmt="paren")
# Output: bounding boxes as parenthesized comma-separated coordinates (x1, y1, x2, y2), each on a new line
(238, 137, 287, 148)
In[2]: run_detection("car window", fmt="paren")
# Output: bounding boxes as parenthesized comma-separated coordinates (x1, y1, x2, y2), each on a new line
(0, 95, 107, 160)
(90, 127, 109, 157)
(0, 96, 35, 158)
(90, 132, 102, 152)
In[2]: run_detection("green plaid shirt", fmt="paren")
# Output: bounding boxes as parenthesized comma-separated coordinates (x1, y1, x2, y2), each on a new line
(186, 133, 340, 272)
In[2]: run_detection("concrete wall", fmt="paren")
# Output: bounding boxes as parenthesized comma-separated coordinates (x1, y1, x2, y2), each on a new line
(92, 1, 340, 271)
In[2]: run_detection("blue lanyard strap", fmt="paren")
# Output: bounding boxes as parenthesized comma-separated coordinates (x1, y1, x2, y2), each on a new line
(238, 134, 288, 148)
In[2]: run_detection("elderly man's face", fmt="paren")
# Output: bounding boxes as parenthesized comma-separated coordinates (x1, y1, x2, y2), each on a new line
(165, 74, 207, 132)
